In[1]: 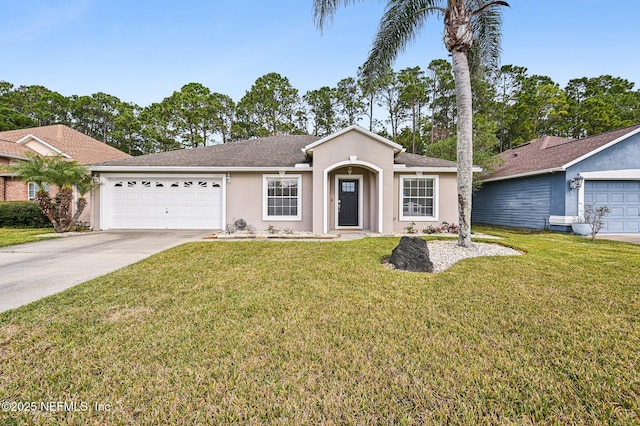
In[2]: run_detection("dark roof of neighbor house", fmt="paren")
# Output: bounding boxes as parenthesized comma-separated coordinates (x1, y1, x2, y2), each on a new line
(0, 124, 131, 164)
(93, 134, 460, 169)
(483, 124, 640, 181)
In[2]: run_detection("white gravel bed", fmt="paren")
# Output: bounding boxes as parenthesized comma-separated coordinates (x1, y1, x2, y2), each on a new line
(427, 240, 522, 273)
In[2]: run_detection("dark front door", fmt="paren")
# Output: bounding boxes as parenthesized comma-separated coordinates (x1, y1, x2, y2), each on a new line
(338, 179, 359, 227)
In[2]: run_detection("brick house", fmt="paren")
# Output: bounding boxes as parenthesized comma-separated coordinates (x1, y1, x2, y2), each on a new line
(0, 125, 131, 222)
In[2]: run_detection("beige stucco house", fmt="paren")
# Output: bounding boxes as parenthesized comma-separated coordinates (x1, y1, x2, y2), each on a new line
(90, 126, 477, 234)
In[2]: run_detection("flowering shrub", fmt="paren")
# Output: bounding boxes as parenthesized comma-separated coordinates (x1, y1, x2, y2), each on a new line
(422, 221, 460, 234)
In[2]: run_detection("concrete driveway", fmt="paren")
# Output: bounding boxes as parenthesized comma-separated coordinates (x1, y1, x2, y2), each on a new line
(0, 230, 210, 313)
(596, 234, 640, 244)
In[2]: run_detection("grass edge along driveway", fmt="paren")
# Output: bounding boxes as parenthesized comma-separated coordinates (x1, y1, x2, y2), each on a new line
(1, 229, 639, 424)
(0, 228, 55, 248)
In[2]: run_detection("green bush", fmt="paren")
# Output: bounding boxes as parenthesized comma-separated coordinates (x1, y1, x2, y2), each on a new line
(0, 201, 52, 228)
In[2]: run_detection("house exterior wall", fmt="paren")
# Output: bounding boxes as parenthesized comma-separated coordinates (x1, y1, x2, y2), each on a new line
(77, 191, 91, 225)
(392, 172, 458, 233)
(472, 174, 553, 229)
(225, 171, 313, 232)
(565, 132, 640, 217)
(3, 177, 28, 200)
(90, 184, 101, 229)
(310, 131, 395, 234)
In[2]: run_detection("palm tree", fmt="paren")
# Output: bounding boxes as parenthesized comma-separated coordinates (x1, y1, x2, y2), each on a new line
(6, 153, 96, 232)
(314, 0, 509, 247)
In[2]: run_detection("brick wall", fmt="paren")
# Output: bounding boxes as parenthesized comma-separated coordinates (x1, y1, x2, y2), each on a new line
(3, 178, 29, 201)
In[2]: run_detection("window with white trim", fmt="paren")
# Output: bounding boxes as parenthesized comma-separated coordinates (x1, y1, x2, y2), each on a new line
(399, 176, 438, 221)
(263, 175, 302, 221)
(28, 183, 50, 201)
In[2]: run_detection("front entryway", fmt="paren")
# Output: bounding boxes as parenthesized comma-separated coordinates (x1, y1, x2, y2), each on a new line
(337, 177, 360, 227)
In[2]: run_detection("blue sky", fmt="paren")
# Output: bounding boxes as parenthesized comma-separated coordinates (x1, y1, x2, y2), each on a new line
(2, 0, 638, 107)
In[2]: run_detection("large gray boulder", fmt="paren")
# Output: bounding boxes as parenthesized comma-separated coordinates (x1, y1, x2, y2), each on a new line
(389, 236, 433, 272)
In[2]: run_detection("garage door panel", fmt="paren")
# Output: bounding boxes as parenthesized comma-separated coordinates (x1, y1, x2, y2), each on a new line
(585, 180, 640, 233)
(593, 193, 609, 203)
(109, 177, 223, 229)
(609, 193, 624, 203)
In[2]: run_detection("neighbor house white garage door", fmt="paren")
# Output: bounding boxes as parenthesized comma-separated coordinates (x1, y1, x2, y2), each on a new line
(108, 177, 224, 229)
(584, 180, 640, 233)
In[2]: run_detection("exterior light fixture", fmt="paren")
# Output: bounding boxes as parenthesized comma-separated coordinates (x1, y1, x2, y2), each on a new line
(348, 167, 352, 175)
(226, 173, 231, 184)
(569, 176, 584, 189)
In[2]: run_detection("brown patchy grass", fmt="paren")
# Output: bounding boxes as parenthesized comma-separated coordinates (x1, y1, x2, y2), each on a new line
(0, 229, 639, 424)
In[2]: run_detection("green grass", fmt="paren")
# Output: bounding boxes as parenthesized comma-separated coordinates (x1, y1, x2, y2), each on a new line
(1, 229, 639, 424)
(0, 228, 56, 248)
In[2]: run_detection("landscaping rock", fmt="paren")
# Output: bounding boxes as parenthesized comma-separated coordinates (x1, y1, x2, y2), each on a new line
(389, 236, 433, 272)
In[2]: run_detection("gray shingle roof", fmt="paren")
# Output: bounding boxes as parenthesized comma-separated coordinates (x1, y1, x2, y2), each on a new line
(94, 135, 321, 167)
(93, 133, 461, 169)
(483, 124, 640, 180)
(395, 152, 458, 168)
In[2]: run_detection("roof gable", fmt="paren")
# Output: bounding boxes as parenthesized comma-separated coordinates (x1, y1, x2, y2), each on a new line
(483, 124, 640, 181)
(302, 125, 404, 155)
(17, 134, 72, 158)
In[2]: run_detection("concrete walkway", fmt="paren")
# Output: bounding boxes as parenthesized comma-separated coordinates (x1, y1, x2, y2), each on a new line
(0, 230, 209, 313)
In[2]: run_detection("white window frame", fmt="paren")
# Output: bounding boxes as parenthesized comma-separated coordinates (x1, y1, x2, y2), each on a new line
(28, 182, 49, 201)
(399, 175, 439, 222)
(262, 174, 302, 221)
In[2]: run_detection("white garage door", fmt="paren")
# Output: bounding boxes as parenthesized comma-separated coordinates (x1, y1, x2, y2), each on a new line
(584, 180, 640, 233)
(109, 177, 223, 229)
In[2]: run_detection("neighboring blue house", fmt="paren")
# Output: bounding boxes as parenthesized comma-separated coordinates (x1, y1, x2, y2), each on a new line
(473, 124, 640, 233)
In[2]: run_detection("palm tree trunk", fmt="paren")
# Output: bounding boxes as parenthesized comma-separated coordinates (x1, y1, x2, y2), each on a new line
(55, 189, 75, 232)
(36, 192, 60, 232)
(70, 197, 87, 228)
(452, 50, 473, 248)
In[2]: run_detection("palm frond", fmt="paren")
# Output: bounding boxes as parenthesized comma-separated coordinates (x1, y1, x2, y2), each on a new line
(4, 153, 50, 189)
(361, 0, 441, 82)
(468, 0, 509, 73)
(313, 0, 365, 31)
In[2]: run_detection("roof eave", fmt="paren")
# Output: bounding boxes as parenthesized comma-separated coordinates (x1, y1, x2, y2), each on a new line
(0, 153, 29, 161)
(394, 165, 482, 173)
(91, 165, 313, 173)
(562, 126, 640, 169)
(481, 167, 565, 183)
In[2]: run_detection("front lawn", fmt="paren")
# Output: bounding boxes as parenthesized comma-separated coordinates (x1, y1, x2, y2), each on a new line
(0, 228, 56, 248)
(1, 230, 638, 424)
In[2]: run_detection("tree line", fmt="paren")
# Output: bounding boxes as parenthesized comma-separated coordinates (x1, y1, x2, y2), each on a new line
(2, 61, 640, 165)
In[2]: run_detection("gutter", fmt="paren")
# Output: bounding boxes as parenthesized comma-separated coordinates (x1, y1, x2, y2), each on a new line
(90, 165, 312, 173)
(480, 167, 564, 183)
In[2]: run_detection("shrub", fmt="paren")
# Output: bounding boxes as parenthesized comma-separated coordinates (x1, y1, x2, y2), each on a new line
(421, 221, 460, 234)
(584, 204, 611, 241)
(0, 201, 52, 228)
